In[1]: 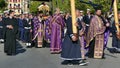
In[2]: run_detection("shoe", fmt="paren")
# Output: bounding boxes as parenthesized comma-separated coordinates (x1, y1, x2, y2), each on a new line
(88, 56, 93, 58)
(61, 60, 71, 65)
(71, 60, 79, 65)
(0, 39, 4, 43)
(116, 48, 120, 53)
(102, 56, 106, 59)
(26, 46, 32, 48)
(25, 43, 29, 46)
(79, 60, 89, 66)
(7, 53, 16, 56)
(6, 53, 12, 56)
(28, 43, 31, 46)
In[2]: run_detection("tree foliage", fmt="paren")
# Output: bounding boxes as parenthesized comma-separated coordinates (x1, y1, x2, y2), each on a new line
(30, 0, 120, 14)
(52, 0, 120, 14)
(29, 1, 41, 13)
(0, 0, 7, 11)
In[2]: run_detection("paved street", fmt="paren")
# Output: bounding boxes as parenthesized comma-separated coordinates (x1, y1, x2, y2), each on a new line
(0, 37, 120, 68)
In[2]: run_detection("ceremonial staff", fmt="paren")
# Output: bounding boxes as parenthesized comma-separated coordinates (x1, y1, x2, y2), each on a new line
(113, 0, 120, 39)
(70, 0, 77, 36)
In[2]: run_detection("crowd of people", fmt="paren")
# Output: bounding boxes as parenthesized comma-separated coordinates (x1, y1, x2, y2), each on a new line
(0, 6, 120, 66)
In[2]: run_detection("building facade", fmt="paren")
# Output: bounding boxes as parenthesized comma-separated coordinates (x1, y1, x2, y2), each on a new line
(7, 0, 22, 15)
(7, 0, 30, 15)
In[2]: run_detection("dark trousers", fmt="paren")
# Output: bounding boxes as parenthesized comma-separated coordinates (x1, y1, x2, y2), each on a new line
(112, 33, 120, 48)
(0, 28, 3, 39)
(24, 29, 31, 43)
(85, 26, 89, 34)
(87, 38, 95, 58)
(19, 29, 24, 41)
(88, 38, 105, 58)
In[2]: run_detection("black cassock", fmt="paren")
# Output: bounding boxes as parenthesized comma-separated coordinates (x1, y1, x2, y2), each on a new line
(23, 19, 31, 43)
(61, 17, 81, 60)
(3, 17, 18, 55)
(83, 15, 92, 34)
(111, 21, 120, 49)
(0, 18, 4, 40)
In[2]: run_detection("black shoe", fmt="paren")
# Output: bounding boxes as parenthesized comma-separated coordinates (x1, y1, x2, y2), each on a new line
(0, 41, 4, 43)
(88, 56, 93, 58)
(116, 49, 120, 53)
(102, 56, 106, 59)
(6, 53, 16, 56)
(4, 51, 7, 53)
(6, 53, 12, 56)
(61, 60, 71, 65)
(79, 60, 89, 66)
(71, 60, 80, 65)
(35, 46, 42, 48)
(26, 46, 32, 48)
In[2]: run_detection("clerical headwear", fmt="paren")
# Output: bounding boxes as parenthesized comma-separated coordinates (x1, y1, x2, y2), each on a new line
(118, 11, 120, 14)
(87, 9, 90, 11)
(60, 11, 64, 14)
(9, 10, 14, 14)
(94, 5, 103, 11)
(4, 10, 9, 14)
(0, 13, 2, 15)
(118, 9, 120, 14)
(24, 12, 28, 14)
(80, 10, 83, 13)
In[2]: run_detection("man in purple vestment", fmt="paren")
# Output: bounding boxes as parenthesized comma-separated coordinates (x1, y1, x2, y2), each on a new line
(44, 15, 52, 43)
(50, 8, 65, 54)
(32, 11, 44, 48)
(86, 6, 109, 59)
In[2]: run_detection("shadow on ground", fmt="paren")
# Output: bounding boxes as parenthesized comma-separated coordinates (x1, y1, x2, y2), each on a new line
(16, 41, 26, 55)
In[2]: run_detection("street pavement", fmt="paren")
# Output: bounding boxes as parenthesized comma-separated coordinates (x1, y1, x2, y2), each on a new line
(0, 37, 120, 68)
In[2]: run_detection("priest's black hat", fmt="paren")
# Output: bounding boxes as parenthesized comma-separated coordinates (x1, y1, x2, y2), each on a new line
(9, 10, 14, 14)
(94, 5, 103, 11)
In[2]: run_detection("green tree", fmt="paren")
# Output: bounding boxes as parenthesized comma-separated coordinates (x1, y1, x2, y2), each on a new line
(30, 0, 120, 14)
(0, 0, 7, 12)
(29, 1, 41, 13)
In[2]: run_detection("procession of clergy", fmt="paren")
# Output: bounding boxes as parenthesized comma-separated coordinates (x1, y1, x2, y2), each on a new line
(0, 5, 120, 65)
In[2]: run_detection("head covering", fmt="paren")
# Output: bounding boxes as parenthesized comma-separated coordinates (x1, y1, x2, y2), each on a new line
(24, 12, 28, 14)
(80, 10, 83, 13)
(118, 8, 120, 14)
(9, 10, 14, 14)
(87, 9, 90, 11)
(0, 13, 2, 15)
(60, 11, 64, 14)
(94, 5, 103, 11)
(38, 11, 43, 14)
(4, 10, 9, 14)
(118, 11, 120, 14)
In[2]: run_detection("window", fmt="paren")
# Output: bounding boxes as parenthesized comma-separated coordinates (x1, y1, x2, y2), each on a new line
(10, 4, 12, 6)
(10, 4, 12, 8)
(10, 0, 12, 2)
(13, 0, 17, 2)
(18, 4, 20, 8)
(18, 0, 20, 2)
(18, 10, 20, 13)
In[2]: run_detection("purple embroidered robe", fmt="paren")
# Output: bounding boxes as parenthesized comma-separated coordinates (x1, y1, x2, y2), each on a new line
(33, 17, 44, 47)
(87, 15, 106, 58)
(50, 14, 65, 53)
(44, 16, 52, 43)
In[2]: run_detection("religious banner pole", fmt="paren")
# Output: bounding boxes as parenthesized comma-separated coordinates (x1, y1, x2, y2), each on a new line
(70, 0, 77, 34)
(113, 0, 120, 39)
